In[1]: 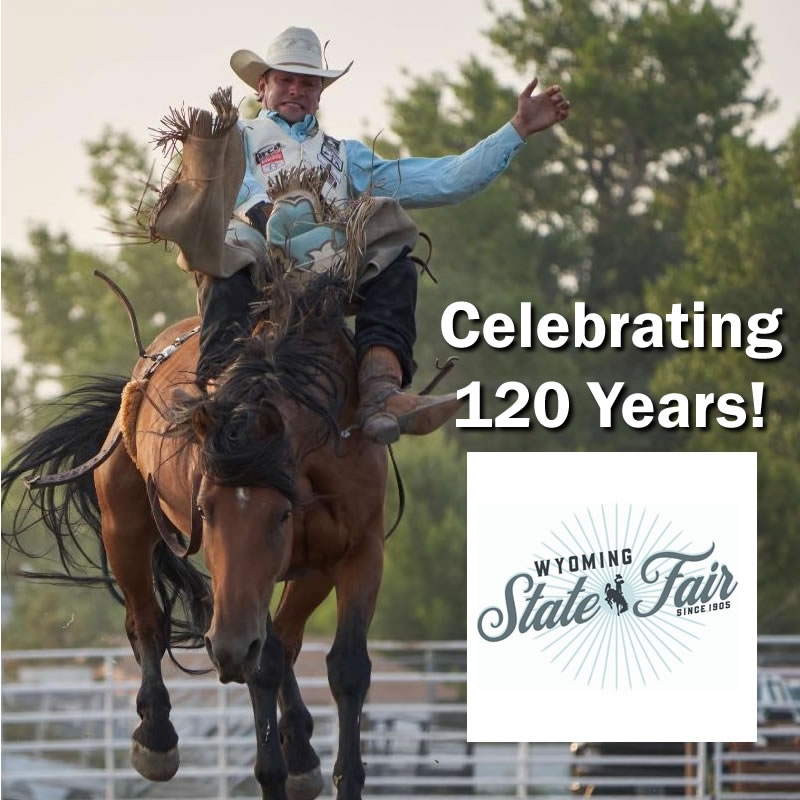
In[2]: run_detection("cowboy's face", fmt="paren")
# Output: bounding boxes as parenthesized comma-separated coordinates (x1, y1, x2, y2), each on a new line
(260, 69, 323, 122)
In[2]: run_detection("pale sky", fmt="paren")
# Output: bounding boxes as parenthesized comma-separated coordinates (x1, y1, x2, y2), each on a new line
(1, 0, 799, 358)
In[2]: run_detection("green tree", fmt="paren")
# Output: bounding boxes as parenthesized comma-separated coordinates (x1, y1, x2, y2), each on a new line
(374, 0, 793, 637)
(646, 128, 800, 631)
(1, 129, 195, 445)
(371, 431, 468, 640)
(2, 129, 196, 647)
(3, 577, 125, 650)
(384, 0, 768, 451)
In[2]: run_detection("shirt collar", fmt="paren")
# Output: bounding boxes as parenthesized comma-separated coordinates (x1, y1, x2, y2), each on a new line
(259, 109, 318, 139)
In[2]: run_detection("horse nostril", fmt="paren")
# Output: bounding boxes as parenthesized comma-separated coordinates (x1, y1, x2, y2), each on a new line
(246, 638, 261, 666)
(204, 636, 214, 662)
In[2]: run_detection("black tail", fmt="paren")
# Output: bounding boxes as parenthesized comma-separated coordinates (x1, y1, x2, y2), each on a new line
(2, 376, 127, 577)
(2, 376, 212, 664)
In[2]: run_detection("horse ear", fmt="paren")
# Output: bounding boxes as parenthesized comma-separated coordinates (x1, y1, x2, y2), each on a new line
(257, 400, 285, 437)
(192, 402, 215, 441)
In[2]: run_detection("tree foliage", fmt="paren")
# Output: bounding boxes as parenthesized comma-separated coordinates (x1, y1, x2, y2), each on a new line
(372, 432, 468, 639)
(646, 130, 800, 631)
(2, 130, 195, 435)
(2, 129, 196, 648)
(380, 0, 795, 628)
(387, 0, 768, 452)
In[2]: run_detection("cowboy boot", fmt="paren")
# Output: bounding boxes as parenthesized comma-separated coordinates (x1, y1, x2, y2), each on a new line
(357, 346, 464, 444)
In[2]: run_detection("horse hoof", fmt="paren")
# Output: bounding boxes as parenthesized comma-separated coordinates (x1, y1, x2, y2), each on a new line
(131, 739, 179, 781)
(286, 765, 324, 800)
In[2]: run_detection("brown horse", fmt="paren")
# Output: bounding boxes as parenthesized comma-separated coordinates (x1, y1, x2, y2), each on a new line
(2, 272, 390, 800)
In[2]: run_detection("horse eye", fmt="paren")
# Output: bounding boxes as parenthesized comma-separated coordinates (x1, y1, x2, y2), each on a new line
(281, 509, 292, 524)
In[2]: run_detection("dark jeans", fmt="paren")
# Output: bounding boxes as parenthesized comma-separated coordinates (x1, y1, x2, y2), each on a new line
(195, 270, 260, 386)
(195, 255, 419, 387)
(354, 256, 418, 387)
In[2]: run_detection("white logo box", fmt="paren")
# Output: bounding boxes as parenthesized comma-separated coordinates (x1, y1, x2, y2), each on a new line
(467, 451, 757, 743)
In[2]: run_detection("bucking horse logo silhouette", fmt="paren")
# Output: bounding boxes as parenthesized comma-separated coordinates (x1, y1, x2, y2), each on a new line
(605, 574, 628, 615)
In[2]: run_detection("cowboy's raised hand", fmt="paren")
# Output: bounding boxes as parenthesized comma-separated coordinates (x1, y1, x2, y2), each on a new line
(510, 78, 570, 139)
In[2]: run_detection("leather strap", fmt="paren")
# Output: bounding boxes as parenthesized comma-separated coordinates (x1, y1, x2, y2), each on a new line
(147, 472, 203, 558)
(25, 432, 123, 489)
(384, 444, 405, 541)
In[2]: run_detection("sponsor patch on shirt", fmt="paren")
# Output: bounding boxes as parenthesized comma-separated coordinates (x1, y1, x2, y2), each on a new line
(255, 143, 285, 174)
(319, 134, 344, 173)
(323, 170, 339, 191)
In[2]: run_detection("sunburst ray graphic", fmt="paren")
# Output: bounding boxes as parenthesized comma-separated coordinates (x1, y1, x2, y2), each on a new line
(530, 504, 705, 690)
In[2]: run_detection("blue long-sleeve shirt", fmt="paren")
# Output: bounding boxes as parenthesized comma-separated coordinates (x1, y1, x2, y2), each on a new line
(235, 110, 525, 213)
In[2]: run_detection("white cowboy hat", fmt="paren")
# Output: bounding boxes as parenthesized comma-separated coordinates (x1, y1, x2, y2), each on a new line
(231, 27, 353, 91)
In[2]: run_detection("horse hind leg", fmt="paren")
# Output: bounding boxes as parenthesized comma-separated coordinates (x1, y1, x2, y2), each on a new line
(95, 451, 179, 782)
(273, 573, 335, 800)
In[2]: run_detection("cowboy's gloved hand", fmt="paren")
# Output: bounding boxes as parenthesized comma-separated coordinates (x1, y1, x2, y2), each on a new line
(245, 201, 272, 236)
(511, 78, 570, 139)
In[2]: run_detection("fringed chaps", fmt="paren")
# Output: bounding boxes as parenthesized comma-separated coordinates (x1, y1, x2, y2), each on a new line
(150, 87, 251, 277)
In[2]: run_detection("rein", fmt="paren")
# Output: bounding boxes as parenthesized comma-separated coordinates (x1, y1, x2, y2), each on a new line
(147, 472, 203, 558)
(384, 444, 405, 540)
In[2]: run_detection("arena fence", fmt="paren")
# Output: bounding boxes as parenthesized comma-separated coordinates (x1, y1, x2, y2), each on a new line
(2, 637, 799, 799)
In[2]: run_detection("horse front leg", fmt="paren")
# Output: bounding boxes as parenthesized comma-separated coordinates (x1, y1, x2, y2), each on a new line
(96, 455, 179, 782)
(129, 609, 178, 781)
(273, 572, 335, 800)
(247, 613, 289, 800)
(327, 535, 384, 800)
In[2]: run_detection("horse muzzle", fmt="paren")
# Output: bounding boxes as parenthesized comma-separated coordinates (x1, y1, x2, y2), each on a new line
(205, 630, 263, 684)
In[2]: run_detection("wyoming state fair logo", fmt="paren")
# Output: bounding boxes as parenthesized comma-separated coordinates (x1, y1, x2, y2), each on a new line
(476, 505, 738, 689)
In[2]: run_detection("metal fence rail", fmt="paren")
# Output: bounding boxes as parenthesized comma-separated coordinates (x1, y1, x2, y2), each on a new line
(2, 637, 799, 799)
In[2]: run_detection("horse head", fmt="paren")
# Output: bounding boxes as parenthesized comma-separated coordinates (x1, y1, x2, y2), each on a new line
(182, 389, 293, 681)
